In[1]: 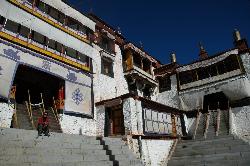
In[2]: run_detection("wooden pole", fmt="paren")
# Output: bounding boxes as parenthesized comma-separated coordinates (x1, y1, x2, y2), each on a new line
(27, 90, 35, 129)
(40, 93, 45, 114)
(52, 96, 59, 122)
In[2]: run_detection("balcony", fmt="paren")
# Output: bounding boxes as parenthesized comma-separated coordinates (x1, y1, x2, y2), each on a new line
(178, 54, 244, 91)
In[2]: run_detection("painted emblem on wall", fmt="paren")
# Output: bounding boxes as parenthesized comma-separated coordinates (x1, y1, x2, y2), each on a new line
(67, 70, 77, 82)
(72, 88, 84, 105)
(42, 60, 51, 71)
(3, 49, 20, 61)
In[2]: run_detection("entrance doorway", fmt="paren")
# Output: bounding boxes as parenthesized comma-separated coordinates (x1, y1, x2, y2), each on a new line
(107, 105, 125, 136)
(13, 64, 65, 109)
(203, 92, 229, 112)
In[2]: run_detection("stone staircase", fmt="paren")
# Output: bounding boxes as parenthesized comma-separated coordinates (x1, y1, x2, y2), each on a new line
(167, 135, 250, 166)
(15, 103, 62, 133)
(0, 128, 143, 166)
(101, 137, 143, 166)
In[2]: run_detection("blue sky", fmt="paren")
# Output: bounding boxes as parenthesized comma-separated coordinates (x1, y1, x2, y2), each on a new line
(68, 0, 250, 65)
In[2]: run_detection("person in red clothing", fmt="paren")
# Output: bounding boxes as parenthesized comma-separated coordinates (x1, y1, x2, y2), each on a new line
(37, 112, 49, 136)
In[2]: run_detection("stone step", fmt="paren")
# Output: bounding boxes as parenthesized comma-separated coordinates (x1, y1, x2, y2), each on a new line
(173, 144, 250, 157)
(179, 135, 234, 144)
(0, 153, 110, 163)
(118, 159, 143, 166)
(0, 160, 114, 166)
(0, 147, 107, 156)
(176, 139, 247, 150)
(0, 141, 104, 149)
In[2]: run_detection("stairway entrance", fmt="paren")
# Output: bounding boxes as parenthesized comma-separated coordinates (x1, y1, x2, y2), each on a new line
(11, 64, 64, 132)
(13, 65, 64, 109)
(194, 92, 230, 139)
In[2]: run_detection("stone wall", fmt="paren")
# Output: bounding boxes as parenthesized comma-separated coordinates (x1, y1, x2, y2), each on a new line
(141, 139, 174, 166)
(156, 75, 179, 109)
(59, 114, 96, 136)
(240, 52, 250, 78)
(0, 102, 15, 128)
(231, 106, 250, 142)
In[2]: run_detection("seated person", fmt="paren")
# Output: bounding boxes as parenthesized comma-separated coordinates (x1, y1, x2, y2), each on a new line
(37, 112, 49, 136)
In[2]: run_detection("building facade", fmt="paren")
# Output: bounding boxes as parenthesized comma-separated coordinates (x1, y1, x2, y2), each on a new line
(0, 0, 249, 165)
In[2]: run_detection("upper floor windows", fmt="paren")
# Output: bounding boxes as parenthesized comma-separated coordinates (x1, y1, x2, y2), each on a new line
(31, 0, 93, 41)
(5, 20, 19, 33)
(178, 54, 241, 85)
(19, 25, 30, 38)
(101, 57, 114, 77)
(32, 31, 46, 45)
(1, 15, 92, 71)
(0, 16, 6, 26)
(99, 36, 115, 54)
(158, 76, 171, 93)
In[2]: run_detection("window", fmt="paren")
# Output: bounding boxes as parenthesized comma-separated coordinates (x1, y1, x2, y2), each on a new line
(224, 55, 240, 72)
(101, 57, 114, 77)
(217, 61, 226, 75)
(100, 37, 112, 52)
(65, 47, 77, 58)
(55, 42, 63, 53)
(133, 53, 142, 68)
(78, 25, 87, 34)
(0, 16, 6, 25)
(32, 31, 45, 44)
(5, 20, 19, 33)
(47, 38, 56, 50)
(179, 70, 194, 85)
(48, 7, 59, 20)
(37, 1, 49, 14)
(208, 65, 218, 77)
(58, 13, 65, 24)
(67, 18, 79, 31)
(78, 52, 88, 63)
(197, 67, 209, 80)
(19, 25, 30, 38)
(159, 76, 171, 92)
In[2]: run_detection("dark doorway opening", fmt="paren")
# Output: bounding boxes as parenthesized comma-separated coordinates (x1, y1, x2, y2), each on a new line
(13, 64, 65, 109)
(203, 92, 229, 112)
(106, 105, 125, 136)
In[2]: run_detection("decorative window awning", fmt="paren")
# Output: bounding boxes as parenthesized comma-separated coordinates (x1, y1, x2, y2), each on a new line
(100, 50, 115, 61)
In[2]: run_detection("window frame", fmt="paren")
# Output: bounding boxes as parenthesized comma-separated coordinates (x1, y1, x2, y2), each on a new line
(101, 57, 114, 77)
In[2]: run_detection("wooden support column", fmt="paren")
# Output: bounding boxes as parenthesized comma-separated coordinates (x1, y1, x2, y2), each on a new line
(171, 114, 177, 137)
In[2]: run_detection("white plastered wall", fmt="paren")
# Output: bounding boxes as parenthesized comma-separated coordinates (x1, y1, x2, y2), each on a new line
(92, 44, 129, 102)
(156, 75, 179, 109)
(0, 102, 15, 128)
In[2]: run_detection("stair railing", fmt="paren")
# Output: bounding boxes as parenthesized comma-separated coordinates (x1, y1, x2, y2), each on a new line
(13, 101, 19, 128)
(25, 93, 36, 130)
(40, 93, 45, 114)
(52, 96, 60, 123)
